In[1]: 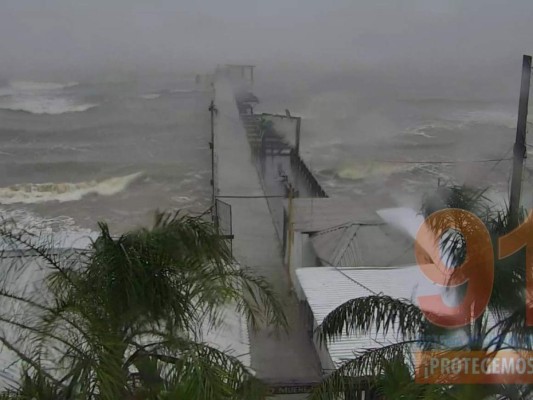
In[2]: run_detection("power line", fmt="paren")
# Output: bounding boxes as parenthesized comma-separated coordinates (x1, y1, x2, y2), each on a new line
(486, 146, 514, 174)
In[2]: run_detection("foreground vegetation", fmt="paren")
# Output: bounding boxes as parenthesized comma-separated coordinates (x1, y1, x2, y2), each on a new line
(0, 211, 285, 399)
(2, 185, 531, 399)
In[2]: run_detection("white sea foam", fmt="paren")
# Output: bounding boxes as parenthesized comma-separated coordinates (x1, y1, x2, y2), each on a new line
(335, 161, 414, 181)
(405, 126, 436, 138)
(171, 195, 193, 203)
(0, 80, 96, 115)
(0, 98, 97, 115)
(0, 208, 97, 249)
(0, 172, 143, 205)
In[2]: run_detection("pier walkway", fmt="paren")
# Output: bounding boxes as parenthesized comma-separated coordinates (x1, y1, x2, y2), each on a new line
(213, 79, 321, 397)
(234, 113, 328, 248)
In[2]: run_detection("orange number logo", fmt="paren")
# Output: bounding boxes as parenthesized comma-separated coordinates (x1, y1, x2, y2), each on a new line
(415, 209, 494, 328)
(499, 212, 533, 325)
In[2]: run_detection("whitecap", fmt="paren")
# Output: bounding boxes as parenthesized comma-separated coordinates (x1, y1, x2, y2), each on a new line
(0, 98, 98, 115)
(0, 172, 143, 204)
(335, 161, 414, 181)
(402, 122, 450, 138)
(0, 80, 96, 115)
(0, 208, 98, 250)
(171, 195, 192, 203)
(405, 127, 435, 138)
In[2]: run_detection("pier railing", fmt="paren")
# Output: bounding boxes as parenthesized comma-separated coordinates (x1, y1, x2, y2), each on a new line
(289, 149, 327, 198)
(236, 98, 327, 242)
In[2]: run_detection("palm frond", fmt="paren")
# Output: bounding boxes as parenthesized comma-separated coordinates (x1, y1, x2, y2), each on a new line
(421, 184, 490, 218)
(0, 209, 283, 399)
(130, 338, 266, 400)
(317, 295, 426, 343)
(310, 341, 422, 400)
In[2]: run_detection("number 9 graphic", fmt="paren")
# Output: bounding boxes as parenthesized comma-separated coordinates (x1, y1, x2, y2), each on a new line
(415, 209, 494, 328)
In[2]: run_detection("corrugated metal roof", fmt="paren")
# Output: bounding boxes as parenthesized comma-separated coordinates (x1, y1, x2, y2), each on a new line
(296, 266, 441, 368)
(311, 223, 415, 267)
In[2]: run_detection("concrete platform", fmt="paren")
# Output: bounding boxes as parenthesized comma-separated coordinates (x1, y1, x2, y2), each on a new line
(213, 79, 321, 387)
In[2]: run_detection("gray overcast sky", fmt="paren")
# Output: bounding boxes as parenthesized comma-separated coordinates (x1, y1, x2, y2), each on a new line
(1, 0, 532, 86)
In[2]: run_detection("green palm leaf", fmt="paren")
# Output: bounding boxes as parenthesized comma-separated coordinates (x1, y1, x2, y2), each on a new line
(317, 295, 427, 343)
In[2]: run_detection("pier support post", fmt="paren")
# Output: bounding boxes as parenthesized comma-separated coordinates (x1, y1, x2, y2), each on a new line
(209, 100, 218, 224)
(295, 117, 301, 155)
(509, 54, 532, 228)
(286, 185, 295, 290)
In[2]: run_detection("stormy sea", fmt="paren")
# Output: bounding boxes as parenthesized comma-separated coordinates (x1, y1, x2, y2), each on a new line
(0, 71, 530, 241)
(0, 76, 212, 239)
(254, 73, 530, 212)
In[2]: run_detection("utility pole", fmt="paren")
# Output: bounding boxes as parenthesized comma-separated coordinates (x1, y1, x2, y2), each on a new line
(509, 55, 532, 229)
(295, 116, 301, 156)
(286, 184, 295, 289)
(209, 100, 218, 225)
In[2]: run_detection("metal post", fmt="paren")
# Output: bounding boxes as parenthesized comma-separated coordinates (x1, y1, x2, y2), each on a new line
(295, 117, 301, 156)
(209, 101, 218, 223)
(286, 185, 294, 289)
(509, 55, 532, 228)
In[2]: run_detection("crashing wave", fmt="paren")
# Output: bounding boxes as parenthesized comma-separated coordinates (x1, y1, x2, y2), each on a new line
(0, 99, 97, 115)
(0, 80, 96, 115)
(333, 162, 414, 181)
(0, 172, 143, 204)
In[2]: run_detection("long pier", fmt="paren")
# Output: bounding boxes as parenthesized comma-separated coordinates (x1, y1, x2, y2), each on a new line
(236, 104, 327, 243)
(212, 78, 321, 398)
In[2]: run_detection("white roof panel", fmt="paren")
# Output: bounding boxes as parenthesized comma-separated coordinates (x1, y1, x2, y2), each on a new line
(296, 266, 441, 368)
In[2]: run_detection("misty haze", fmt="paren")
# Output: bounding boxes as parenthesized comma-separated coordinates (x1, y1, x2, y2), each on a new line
(0, 1, 533, 399)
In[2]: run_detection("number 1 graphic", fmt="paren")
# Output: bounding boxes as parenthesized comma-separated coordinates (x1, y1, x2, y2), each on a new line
(499, 213, 533, 325)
